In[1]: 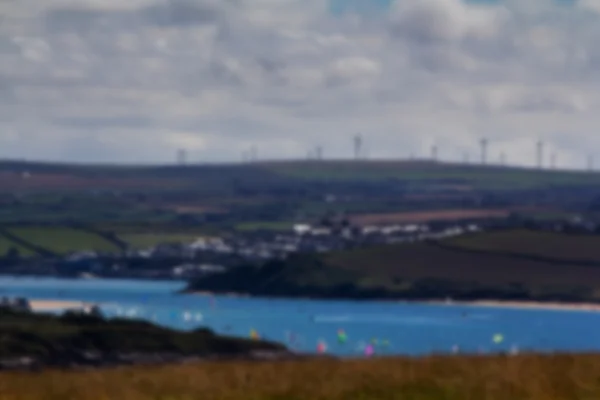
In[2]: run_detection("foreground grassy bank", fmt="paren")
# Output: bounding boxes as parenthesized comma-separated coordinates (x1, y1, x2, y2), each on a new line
(1, 354, 599, 400)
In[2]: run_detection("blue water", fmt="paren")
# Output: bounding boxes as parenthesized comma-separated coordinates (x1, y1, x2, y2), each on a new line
(1, 276, 600, 357)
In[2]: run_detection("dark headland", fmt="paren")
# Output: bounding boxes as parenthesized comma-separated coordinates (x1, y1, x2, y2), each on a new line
(0, 306, 298, 371)
(185, 228, 600, 305)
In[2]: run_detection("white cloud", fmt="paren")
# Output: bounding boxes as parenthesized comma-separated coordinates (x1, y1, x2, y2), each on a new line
(390, 0, 508, 43)
(0, 0, 599, 167)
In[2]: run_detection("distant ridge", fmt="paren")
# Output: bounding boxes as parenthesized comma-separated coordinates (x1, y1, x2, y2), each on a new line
(0, 158, 595, 173)
(1, 159, 599, 192)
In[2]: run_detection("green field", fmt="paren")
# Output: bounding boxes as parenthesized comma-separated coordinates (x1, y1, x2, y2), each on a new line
(8, 227, 119, 255)
(324, 234, 600, 287)
(264, 160, 597, 183)
(118, 232, 205, 249)
(0, 224, 230, 256)
(235, 221, 294, 232)
(0, 236, 32, 257)
(258, 160, 600, 190)
(445, 229, 600, 264)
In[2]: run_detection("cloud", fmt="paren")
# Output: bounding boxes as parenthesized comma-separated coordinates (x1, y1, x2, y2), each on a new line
(0, 0, 599, 168)
(389, 0, 507, 44)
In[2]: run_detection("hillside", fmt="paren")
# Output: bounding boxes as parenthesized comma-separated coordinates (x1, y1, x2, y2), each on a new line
(2, 160, 600, 242)
(2, 159, 600, 192)
(261, 160, 600, 189)
(186, 229, 600, 303)
(0, 306, 288, 369)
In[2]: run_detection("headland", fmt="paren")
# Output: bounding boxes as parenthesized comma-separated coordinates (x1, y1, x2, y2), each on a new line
(185, 229, 600, 306)
(0, 305, 296, 371)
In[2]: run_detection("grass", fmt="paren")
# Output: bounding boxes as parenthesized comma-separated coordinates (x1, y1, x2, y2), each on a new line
(1, 354, 600, 399)
(188, 229, 600, 302)
(4, 159, 600, 193)
(0, 236, 32, 257)
(235, 221, 294, 232)
(118, 233, 205, 249)
(325, 238, 600, 287)
(97, 223, 216, 234)
(445, 229, 600, 264)
(349, 209, 511, 225)
(261, 160, 600, 189)
(0, 223, 221, 255)
(8, 227, 119, 255)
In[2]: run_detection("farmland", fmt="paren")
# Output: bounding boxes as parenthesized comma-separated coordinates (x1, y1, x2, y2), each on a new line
(2, 354, 600, 400)
(2, 159, 600, 192)
(261, 159, 600, 189)
(2, 159, 600, 260)
(0, 171, 188, 192)
(187, 229, 600, 302)
(348, 208, 513, 226)
(7, 227, 119, 255)
(0, 225, 214, 257)
(325, 238, 600, 286)
(119, 232, 205, 249)
(235, 221, 295, 232)
(444, 229, 600, 264)
(0, 237, 31, 257)
(1, 159, 600, 231)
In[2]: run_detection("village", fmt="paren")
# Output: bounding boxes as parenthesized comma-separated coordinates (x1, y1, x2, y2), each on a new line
(1, 214, 596, 281)
(0, 220, 485, 280)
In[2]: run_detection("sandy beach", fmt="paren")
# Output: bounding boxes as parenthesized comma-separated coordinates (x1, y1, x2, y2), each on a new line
(191, 291, 249, 298)
(433, 299, 600, 312)
(188, 290, 600, 311)
(28, 299, 96, 312)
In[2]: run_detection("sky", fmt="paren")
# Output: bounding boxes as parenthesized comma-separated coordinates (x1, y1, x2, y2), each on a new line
(2, 0, 600, 167)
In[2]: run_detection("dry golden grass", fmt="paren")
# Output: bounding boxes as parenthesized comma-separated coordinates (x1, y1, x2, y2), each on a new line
(1, 354, 600, 400)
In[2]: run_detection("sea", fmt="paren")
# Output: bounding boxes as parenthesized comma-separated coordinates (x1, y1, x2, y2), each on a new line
(1, 276, 600, 357)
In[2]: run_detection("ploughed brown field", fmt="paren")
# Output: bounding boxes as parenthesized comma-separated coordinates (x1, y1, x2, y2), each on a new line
(0, 172, 177, 191)
(150, 203, 228, 214)
(1, 354, 599, 400)
(349, 209, 512, 226)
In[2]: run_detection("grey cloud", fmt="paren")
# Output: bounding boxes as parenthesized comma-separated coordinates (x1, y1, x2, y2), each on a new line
(256, 95, 309, 110)
(207, 58, 245, 87)
(0, 74, 17, 101)
(141, 0, 222, 27)
(3, 0, 600, 165)
(255, 56, 285, 75)
(44, 0, 223, 34)
(56, 133, 127, 162)
(388, 0, 506, 44)
(506, 93, 586, 114)
(44, 8, 136, 33)
(53, 115, 154, 129)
